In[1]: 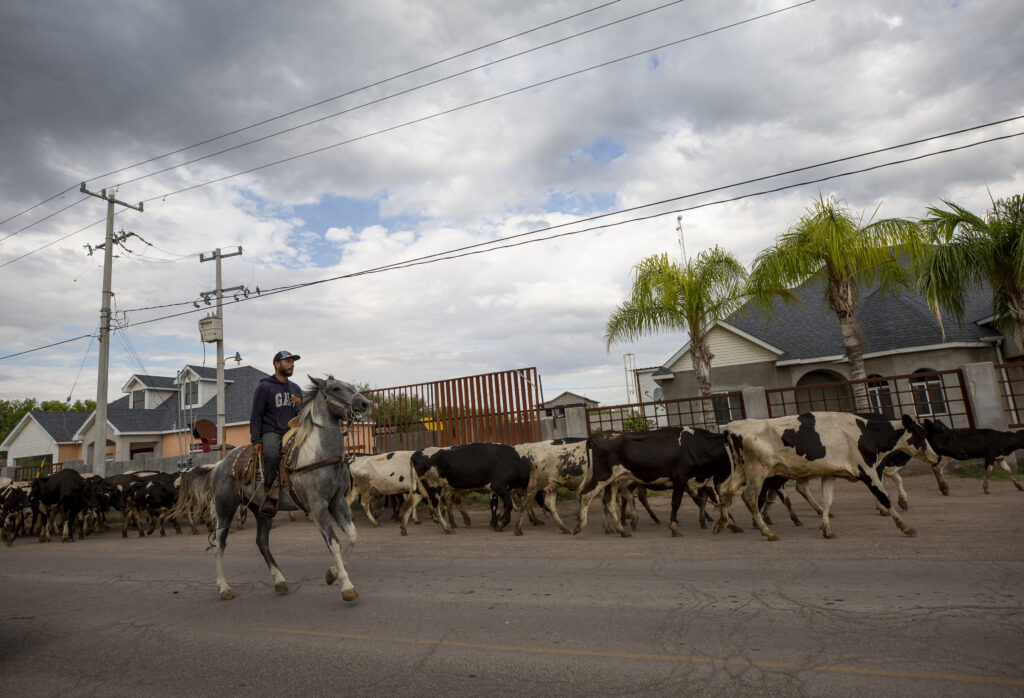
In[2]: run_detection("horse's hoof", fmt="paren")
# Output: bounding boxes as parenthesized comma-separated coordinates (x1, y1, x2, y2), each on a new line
(220, 588, 235, 601)
(275, 581, 288, 593)
(326, 567, 338, 585)
(342, 588, 358, 602)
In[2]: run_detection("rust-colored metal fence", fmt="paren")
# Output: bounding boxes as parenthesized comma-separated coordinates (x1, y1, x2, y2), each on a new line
(365, 367, 544, 454)
(995, 361, 1024, 428)
(586, 391, 746, 434)
(765, 368, 975, 428)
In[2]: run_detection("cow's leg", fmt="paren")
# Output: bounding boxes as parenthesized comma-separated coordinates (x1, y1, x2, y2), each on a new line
(573, 482, 606, 535)
(514, 484, 540, 536)
(544, 489, 571, 534)
(602, 484, 627, 536)
(931, 457, 950, 496)
(740, 472, 777, 541)
(996, 455, 1024, 491)
(820, 476, 836, 538)
(685, 480, 710, 529)
(358, 485, 382, 527)
(617, 484, 638, 534)
(495, 489, 514, 532)
(668, 484, 684, 537)
(712, 471, 744, 534)
(984, 464, 993, 494)
(636, 486, 660, 524)
(889, 467, 909, 510)
(325, 490, 358, 601)
(857, 467, 915, 536)
(397, 492, 421, 536)
(794, 478, 824, 515)
(760, 486, 777, 525)
(439, 491, 457, 534)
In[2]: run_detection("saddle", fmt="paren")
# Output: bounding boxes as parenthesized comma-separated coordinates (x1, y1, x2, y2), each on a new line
(229, 420, 302, 488)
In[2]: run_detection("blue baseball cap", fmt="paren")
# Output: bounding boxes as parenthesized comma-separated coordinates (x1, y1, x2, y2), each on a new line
(273, 350, 301, 362)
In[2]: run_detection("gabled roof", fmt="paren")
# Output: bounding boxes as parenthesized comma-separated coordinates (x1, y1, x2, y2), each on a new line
(75, 365, 271, 438)
(121, 374, 178, 392)
(0, 410, 90, 450)
(725, 274, 994, 363)
(544, 391, 598, 407)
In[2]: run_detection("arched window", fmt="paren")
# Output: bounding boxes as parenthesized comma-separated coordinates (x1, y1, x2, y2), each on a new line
(866, 375, 895, 419)
(909, 369, 947, 417)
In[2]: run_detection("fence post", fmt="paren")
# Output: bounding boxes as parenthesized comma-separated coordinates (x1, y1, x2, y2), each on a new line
(960, 362, 1009, 430)
(742, 387, 770, 420)
(564, 406, 589, 439)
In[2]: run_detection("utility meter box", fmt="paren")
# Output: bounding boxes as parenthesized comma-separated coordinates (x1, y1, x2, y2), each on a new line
(199, 315, 223, 343)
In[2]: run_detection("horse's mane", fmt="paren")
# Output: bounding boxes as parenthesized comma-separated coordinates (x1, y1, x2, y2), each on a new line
(291, 375, 341, 451)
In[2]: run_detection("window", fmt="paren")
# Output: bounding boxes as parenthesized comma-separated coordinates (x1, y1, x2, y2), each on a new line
(183, 380, 199, 407)
(713, 393, 743, 426)
(910, 371, 947, 417)
(132, 389, 146, 409)
(866, 377, 895, 419)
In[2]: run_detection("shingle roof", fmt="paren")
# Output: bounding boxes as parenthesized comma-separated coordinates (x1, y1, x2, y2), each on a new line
(129, 374, 177, 390)
(727, 274, 995, 362)
(29, 411, 90, 442)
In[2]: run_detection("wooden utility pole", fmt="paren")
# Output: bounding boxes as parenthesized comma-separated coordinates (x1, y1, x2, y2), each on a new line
(80, 183, 142, 472)
(199, 246, 243, 457)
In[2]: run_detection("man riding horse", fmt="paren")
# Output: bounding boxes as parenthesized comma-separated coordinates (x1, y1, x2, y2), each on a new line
(250, 350, 303, 517)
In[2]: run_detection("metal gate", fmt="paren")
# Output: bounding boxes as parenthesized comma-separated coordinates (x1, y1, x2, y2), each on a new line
(365, 367, 544, 454)
(586, 391, 746, 434)
(765, 368, 974, 428)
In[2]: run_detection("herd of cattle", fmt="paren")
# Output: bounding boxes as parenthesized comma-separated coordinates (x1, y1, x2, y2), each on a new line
(2, 411, 1023, 547)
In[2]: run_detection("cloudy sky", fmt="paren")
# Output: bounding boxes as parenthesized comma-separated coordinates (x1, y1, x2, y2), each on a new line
(1, 0, 1022, 409)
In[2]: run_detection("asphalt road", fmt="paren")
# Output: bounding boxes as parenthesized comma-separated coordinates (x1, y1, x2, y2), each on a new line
(2, 475, 1023, 697)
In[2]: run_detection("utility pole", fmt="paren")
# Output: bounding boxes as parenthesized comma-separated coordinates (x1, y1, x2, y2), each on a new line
(81, 183, 143, 472)
(199, 247, 243, 457)
(676, 215, 687, 265)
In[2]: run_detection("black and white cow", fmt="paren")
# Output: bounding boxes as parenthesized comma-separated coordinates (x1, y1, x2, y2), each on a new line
(574, 427, 735, 538)
(937, 428, 1024, 494)
(0, 482, 31, 546)
(122, 472, 180, 537)
(512, 438, 588, 535)
(29, 469, 97, 542)
(718, 412, 966, 541)
(410, 443, 530, 532)
(346, 451, 426, 535)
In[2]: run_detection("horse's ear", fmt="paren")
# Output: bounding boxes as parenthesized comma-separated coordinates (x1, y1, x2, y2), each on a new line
(309, 375, 323, 388)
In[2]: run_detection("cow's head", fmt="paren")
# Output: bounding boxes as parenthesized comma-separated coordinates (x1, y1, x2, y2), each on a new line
(901, 414, 941, 465)
(922, 418, 968, 461)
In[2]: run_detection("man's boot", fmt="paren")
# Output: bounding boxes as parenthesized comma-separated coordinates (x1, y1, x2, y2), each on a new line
(258, 482, 280, 518)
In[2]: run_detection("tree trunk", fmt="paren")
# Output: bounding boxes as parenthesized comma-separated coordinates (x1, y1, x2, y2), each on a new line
(690, 339, 719, 432)
(837, 313, 870, 412)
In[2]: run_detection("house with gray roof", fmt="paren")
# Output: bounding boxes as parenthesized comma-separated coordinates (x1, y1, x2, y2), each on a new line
(0, 410, 91, 469)
(69, 364, 271, 466)
(636, 274, 1018, 418)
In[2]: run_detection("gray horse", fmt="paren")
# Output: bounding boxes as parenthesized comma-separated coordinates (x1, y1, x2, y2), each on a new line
(210, 375, 372, 601)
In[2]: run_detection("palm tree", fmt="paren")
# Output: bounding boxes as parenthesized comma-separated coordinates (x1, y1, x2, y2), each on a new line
(605, 246, 748, 430)
(746, 194, 926, 409)
(918, 193, 1024, 348)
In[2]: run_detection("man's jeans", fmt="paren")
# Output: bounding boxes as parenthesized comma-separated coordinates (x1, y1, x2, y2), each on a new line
(261, 431, 283, 485)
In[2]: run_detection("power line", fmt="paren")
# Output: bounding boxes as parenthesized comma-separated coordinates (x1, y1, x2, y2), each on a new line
(106, 117, 1023, 316)
(0, 0, 627, 233)
(4, 123, 1021, 362)
(2, 0, 807, 245)
(135, 1, 817, 206)
(116, 127, 1024, 328)
(110, 0, 693, 192)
